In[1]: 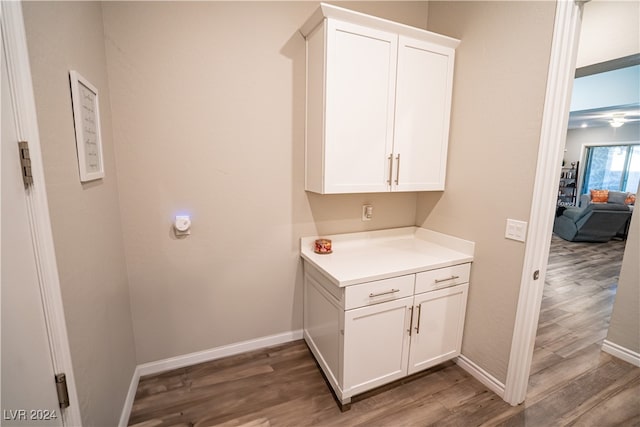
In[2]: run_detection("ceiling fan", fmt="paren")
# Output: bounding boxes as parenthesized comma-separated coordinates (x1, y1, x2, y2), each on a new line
(568, 104, 640, 129)
(608, 112, 639, 127)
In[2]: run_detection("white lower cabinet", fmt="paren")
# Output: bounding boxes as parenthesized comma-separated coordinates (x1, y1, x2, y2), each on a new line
(407, 284, 469, 375)
(343, 297, 412, 396)
(303, 262, 470, 407)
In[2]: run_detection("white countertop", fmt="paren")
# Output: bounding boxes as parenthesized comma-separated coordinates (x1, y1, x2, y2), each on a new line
(301, 227, 475, 287)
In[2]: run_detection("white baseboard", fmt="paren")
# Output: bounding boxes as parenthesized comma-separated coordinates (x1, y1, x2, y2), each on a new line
(602, 340, 640, 367)
(118, 329, 303, 426)
(118, 366, 141, 427)
(455, 354, 506, 400)
(137, 329, 304, 376)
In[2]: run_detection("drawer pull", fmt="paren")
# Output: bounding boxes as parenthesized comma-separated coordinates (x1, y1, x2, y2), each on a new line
(434, 275, 460, 284)
(369, 288, 400, 298)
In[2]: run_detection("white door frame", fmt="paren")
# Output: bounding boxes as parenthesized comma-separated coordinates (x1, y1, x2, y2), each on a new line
(1, 2, 82, 424)
(503, 0, 585, 405)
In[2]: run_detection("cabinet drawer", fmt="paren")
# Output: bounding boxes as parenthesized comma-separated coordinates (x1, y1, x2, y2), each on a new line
(415, 263, 470, 294)
(344, 275, 415, 310)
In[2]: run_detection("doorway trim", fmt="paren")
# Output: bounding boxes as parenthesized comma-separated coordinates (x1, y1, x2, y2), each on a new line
(503, 0, 585, 405)
(1, 2, 82, 424)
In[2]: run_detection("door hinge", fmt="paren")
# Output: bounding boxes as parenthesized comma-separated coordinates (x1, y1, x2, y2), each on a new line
(18, 141, 33, 187)
(55, 373, 70, 409)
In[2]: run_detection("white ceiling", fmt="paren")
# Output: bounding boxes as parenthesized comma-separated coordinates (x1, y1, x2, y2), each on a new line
(577, 0, 639, 68)
(569, 0, 640, 130)
(569, 64, 640, 129)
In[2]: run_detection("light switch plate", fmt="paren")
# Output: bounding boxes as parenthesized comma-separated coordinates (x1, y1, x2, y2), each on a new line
(505, 219, 527, 242)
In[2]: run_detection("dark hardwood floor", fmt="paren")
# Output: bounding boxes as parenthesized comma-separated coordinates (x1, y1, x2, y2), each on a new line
(128, 236, 639, 426)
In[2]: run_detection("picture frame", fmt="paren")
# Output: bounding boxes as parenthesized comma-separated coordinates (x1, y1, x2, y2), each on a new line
(69, 70, 104, 182)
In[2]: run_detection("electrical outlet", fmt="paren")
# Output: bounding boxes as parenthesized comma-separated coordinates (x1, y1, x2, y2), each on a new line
(174, 215, 192, 236)
(362, 204, 373, 221)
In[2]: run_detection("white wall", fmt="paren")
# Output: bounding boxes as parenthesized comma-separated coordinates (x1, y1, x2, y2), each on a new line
(607, 197, 640, 354)
(419, 1, 556, 383)
(22, 2, 137, 425)
(570, 65, 640, 112)
(101, 1, 428, 364)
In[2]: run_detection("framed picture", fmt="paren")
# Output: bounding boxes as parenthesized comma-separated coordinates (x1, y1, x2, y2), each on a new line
(69, 70, 104, 182)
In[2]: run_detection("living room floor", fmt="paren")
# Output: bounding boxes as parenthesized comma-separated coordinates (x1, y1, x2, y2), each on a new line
(534, 234, 626, 367)
(127, 235, 639, 426)
(525, 235, 639, 420)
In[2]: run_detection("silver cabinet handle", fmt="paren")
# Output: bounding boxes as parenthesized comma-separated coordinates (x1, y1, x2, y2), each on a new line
(394, 154, 400, 185)
(387, 154, 393, 185)
(407, 306, 414, 335)
(435, 275, 460, 283)
(369, 288, 400, 298)
(414, 304, 422, 334)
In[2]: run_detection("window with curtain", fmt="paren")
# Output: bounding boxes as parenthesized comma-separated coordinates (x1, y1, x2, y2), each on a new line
(582, 144, 640, 194)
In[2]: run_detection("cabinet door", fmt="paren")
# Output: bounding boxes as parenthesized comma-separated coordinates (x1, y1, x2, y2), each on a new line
(407, 283, 468, 375)
(343, 297, 412, 397)
(393, 36, 454, 191)
(324, 20, 398, 193)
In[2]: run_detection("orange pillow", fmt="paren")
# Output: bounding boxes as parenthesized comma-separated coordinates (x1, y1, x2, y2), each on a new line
(625, 194, 636, 205)
(590, 189, 609, 203)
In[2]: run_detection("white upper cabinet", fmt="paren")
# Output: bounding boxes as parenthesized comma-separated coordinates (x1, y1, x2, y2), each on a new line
(394, 36, 454, 191)
(323, 21, 398, 193)
(301, 4, 459, 194)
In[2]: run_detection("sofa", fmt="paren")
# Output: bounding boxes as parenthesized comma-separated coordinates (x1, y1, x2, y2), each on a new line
(553, 190, 634, 242)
